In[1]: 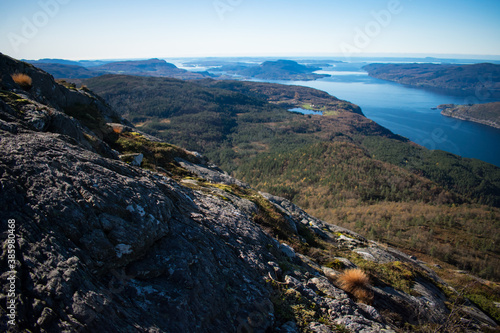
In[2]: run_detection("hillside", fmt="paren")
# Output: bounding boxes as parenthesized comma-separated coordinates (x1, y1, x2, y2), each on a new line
(438, 102, 500, 129)
(363, 63, 500, 97)
(3, 54, 499, 332)
(84, 74, 500, 285)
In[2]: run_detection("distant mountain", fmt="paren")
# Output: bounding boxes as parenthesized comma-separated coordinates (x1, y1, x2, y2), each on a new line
(26, 58, 210, 80)
(26, 62, 102, 79)
(89, 58, 209, 79)
(27, 58, 83, 66)
(439, 102, 500, 129)
(219, 59, 330, 81)
(363, 63, 500, 97)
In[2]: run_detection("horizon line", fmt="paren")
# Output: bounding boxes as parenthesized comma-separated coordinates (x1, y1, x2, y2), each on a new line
(22, 52, 500, 62)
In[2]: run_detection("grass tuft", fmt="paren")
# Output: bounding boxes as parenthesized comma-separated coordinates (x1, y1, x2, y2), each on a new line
(337, 268, 373, 304)
(11, 73, 32, 90)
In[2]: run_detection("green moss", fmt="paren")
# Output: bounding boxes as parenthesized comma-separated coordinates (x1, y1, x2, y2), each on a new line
(351, 257, 418, 295)
(111, 132, 200, 179)
(0, 90, 33, 108)
(324, 259, 344, 270)
(270, 282, 318, 328)
(269, 279, 340, 331)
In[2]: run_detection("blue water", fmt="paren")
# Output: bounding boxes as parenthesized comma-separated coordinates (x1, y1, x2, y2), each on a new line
(289, 107, 322, 115)
(253, 68, 500, 167)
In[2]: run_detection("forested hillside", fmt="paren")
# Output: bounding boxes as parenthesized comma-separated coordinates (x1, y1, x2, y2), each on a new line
(363, 63, 500, 97)
(85, 75, 500, 281)
(439, 102, 500, 129)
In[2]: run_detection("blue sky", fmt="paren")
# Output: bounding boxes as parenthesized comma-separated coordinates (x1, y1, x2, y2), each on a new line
(1, 0, 500, 60)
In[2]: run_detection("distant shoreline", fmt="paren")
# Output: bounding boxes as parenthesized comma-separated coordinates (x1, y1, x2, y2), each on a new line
(438, 103, 500, 129)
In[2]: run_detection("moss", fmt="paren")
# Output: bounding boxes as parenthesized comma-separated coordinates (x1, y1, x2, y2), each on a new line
(0, 90, 33, 108)
(269, 280, 339, 331)
(351, 257, 419, 295)
(270, 282, 318, 328)
(324, 259, 344, 270)
(111, 133, 200, 179)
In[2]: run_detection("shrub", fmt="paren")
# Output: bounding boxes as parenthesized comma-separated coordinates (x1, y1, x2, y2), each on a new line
(11, 73, 32, 90)
(337, 268, 373, 304)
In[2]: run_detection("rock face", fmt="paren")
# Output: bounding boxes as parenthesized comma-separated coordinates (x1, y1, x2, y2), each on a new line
(0, 54, 497, 332)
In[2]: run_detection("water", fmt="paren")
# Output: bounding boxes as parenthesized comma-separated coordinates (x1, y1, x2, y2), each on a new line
(288, 107, 322, 115)
(253, 66, 500, 167)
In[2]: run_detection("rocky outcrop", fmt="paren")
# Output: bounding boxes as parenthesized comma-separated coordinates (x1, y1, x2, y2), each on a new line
(1, 55, 497, 332)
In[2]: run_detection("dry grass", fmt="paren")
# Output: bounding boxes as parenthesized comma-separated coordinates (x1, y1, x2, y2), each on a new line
(337, 268, 373, 304)
(11, 73, 32, 89)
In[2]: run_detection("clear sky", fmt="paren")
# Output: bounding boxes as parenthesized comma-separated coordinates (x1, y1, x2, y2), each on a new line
(1, 0, 500, 60)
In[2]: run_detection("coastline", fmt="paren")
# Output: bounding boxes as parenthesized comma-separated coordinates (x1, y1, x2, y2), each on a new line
(438, 103, 500, 130)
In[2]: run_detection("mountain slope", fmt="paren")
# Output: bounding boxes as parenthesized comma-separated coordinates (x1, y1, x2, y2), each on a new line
(2, 54, 499, 332)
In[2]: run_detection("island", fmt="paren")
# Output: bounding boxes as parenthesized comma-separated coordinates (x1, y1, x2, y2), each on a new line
(214, 59, 330, 81)
(438, 102, 500, 129)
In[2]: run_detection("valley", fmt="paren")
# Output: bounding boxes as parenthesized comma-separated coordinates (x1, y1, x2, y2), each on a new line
(84, 74, 500, 285)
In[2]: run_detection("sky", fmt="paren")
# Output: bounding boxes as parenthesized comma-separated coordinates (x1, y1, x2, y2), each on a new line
(1, 0, 500, 60)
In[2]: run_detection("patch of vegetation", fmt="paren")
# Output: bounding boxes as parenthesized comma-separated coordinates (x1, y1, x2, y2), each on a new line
(56, 79, 77, 90)
(351, 257, 419, 295)
(269, 280, 337, 331)
(0, 90, 33, 108)
(110, 131, 199, 179)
